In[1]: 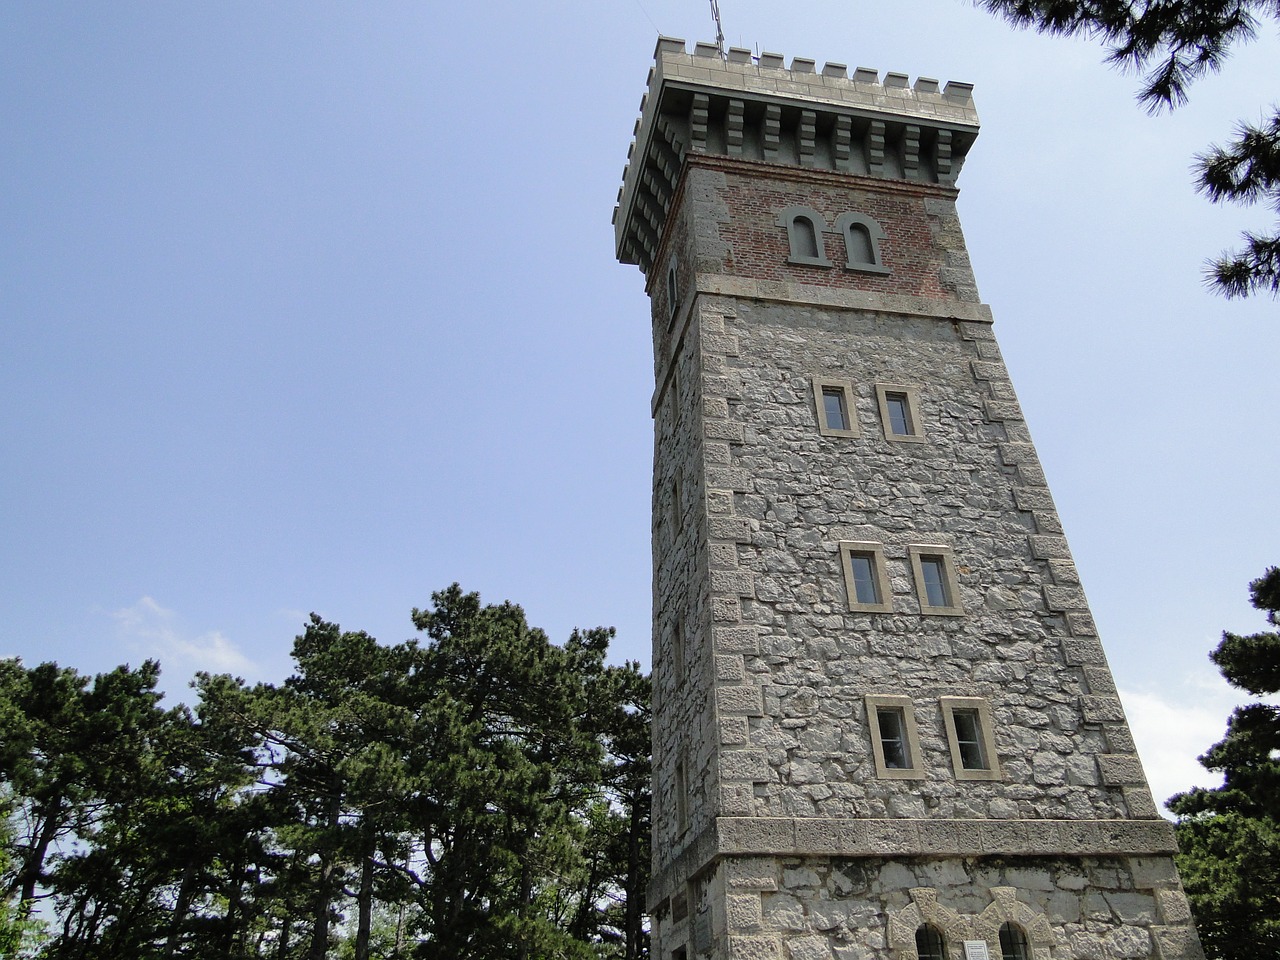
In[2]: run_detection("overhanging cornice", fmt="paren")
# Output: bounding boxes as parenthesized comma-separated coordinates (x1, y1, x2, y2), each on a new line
(614, 37, 982, 276)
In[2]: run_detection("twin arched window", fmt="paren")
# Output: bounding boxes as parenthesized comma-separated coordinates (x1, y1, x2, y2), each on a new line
(778, 205, 889, 273)
(914, 921, 1030, 960)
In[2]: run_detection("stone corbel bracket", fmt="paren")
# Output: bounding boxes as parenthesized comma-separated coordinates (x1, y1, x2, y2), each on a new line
(613, 36, 981, 275)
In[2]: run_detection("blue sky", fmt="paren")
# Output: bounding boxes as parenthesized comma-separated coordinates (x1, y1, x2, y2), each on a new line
(3, 1, 1277, 811)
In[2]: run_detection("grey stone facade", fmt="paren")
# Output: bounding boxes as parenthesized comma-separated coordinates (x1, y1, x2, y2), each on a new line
(617, 38, 1204, 960)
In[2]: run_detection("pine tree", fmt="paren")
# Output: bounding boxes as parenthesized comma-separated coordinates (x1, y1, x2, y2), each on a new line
(406, 586, 609, 960)
(1168, 566, 1280, 959)
(977, 1, 1280, 296)
(1, 785, 45, 957)
(1, 589, 654, 959)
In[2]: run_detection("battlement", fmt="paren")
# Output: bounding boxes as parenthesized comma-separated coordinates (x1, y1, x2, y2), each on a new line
(614, 37, 981, 273)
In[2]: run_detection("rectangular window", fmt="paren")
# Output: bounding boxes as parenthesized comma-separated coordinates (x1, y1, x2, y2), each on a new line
(670, 474, 681, 538)
(672, 616, 685, 679)
(849, 553, 879, 605)
(672, 891, 689, 923)
(920, 556, 950, 607)
(908, 545, 964, 615)
(839, 541, 893, 613)
(941, 696, 1002, 781)
(823, 388, 849, 431)
(951, 709, 986, 769)
(811, 378, 860, 438)
(875, 383, 925, 442)
(865, 694, 923, 779)
(876, 707, 911, 768)
(885, 392, 912, 435)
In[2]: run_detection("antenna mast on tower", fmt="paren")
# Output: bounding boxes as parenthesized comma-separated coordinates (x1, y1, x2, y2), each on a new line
(708, 0, 726, 59)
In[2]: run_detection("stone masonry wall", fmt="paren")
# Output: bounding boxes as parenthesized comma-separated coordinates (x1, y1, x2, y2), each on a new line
(714, 297, 1130, 822)
(693, 852, 1200, 960)
(644, 153, 1176, 959)
(674, 158, 1157, 830)
(651, 191, 720, 877)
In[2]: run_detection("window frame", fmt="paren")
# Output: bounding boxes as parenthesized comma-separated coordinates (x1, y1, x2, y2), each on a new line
(908, 545, 964, 616)
(835, 211, 891, 275)
(839, 541, 894, 613)
(865, 694, 924, 779)
(811, 377, 860, 438)
(875, 383, 925, 443)
(940, 696, 1002, 781)
(776, 205, 833, 267)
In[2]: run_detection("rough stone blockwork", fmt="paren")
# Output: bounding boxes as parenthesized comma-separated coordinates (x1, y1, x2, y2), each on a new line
(618, 37, 1202, 960)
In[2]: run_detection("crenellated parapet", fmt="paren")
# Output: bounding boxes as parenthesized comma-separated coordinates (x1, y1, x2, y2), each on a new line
(613, 37, 981, 274)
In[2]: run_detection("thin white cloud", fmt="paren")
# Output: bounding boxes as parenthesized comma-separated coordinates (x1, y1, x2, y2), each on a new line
(1120, 674, 1249, 814)
(111, 597, 255, 678)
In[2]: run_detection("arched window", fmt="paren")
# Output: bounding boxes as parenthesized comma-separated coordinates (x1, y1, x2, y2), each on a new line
(835, 212, 890, 274)
(915, 923, 946, 960)
(846, 221, 874, 262)
(792, 215, 820, 258)
(776, 206, 832, 267)
(999, 923, 1029, 960)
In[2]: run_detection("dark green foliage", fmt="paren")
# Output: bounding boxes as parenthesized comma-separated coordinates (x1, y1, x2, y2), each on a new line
(1168, 566, 1280, 958)
(0, 586, 652, 959)
(1174, 812, 1280, 957)
(976, 0, 1280, 297)
(1211, 565, 1280, 694)
(0, 794, 45, 957)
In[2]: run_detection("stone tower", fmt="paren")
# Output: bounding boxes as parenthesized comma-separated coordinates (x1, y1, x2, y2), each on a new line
(613, 38, 1204, 960)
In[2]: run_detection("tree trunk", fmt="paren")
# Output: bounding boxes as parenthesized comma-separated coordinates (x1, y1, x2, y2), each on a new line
(309, 861, 334, 960)
(355, 835, 375, 960)
(164, 862, 198, 958)
(275, 915, 291, 960)
(18, 795, 64, 911)
(220, 853, 245, 957)
(624, 790, 645, 960)
(308, 789, 344, 960)
(516, 853, 532, 960)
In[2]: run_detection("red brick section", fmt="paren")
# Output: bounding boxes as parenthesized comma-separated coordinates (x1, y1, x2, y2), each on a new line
(666, 154, 965, 303)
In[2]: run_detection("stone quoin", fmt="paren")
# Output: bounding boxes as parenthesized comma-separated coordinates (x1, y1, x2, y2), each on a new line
(614, 37, 1205, 960)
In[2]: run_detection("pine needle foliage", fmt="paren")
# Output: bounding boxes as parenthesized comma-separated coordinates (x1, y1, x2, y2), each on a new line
(1167, 566, 1280, 959)
(0, 588, 652, 960)
(976, 0, 1280, 296)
